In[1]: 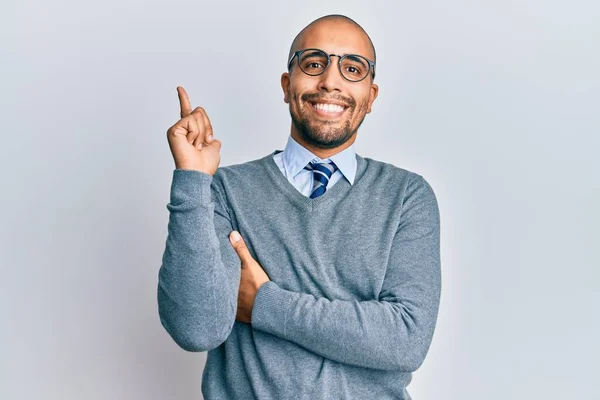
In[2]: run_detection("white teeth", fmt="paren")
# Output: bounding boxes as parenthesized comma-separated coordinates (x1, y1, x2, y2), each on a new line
(313, 103, 345, 113)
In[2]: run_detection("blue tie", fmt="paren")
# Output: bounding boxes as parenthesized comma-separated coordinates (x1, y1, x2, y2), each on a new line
(304, 161, 339, 199)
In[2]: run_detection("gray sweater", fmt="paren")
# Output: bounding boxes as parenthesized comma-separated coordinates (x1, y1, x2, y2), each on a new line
(158, 150, 441, 400)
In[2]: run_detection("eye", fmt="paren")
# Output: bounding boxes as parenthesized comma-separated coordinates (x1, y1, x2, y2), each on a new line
(307, 62, 324, 69)
(344, 65, 362, 75)
(340, 55, 367, 78)
(300, 52, 328, 72)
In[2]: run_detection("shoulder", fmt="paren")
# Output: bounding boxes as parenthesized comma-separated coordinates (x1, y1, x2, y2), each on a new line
(211, 153, 273, 190)
(361, 155, 434, 189)
(216, 152, 272, 176)
(361, 156, 416, 179)
(360, 155, 438, 207)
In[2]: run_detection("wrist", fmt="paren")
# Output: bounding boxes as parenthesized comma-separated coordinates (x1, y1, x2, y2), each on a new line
(175, 164, 214, 175)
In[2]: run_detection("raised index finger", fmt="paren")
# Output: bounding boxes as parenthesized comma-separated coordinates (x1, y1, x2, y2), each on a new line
(177, 86, 192, 118)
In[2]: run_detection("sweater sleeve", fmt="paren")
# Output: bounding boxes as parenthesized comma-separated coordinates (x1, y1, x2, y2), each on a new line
(250, 175, 441, 371)
(157, 169, 241, 352)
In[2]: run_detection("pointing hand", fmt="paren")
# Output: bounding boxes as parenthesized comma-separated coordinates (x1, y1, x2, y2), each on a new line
(166, 86, 221, 175)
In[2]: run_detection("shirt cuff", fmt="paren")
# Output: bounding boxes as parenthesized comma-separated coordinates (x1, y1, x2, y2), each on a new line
(251, 281, 300, 339)
(170, 169, 213, 205)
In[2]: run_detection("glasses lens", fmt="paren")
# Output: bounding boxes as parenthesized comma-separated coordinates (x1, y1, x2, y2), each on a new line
(298, 50, 329, 76)
(340, 54, 370, 81)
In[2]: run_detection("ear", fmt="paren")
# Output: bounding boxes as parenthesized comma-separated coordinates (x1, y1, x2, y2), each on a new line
(281, 72, 291, 104)
(366, 83, 379, 114)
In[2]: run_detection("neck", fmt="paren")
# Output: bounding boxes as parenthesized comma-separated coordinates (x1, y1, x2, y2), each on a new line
(290, 127, 357, 159)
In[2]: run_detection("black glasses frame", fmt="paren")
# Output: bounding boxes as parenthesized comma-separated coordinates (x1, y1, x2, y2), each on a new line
(287, 48, 376, 82)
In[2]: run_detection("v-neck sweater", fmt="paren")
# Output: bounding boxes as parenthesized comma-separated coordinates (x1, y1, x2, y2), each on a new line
(158, 150, 441, 400)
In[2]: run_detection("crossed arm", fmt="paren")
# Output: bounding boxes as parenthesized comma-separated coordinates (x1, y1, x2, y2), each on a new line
(158, 169, 441, 372)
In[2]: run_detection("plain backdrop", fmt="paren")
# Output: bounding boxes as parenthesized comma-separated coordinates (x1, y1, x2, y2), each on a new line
(1, 0, 598, 399)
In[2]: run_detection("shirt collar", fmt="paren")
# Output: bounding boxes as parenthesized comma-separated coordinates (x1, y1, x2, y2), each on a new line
(282, 135, 357, 185)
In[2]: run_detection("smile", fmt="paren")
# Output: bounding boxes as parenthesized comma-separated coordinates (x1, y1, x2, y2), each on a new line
(309, 102, 348, 117)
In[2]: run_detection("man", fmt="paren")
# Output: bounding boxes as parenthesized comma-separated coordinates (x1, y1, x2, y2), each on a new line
(158, 14, 441, 400)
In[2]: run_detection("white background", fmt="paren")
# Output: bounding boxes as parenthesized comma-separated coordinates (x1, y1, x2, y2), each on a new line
(1, 0, 598, 399)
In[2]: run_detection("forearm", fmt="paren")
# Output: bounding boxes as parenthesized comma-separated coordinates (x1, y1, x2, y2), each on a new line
(251, 278, 440, 371)
(157, 169, 239, 352)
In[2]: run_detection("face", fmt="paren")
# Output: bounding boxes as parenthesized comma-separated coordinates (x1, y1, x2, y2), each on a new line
(281, 20, 379, 150)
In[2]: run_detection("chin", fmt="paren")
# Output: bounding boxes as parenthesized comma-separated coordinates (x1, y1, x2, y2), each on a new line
(289, 104, 365, 149)
(297, 121, 356, 149)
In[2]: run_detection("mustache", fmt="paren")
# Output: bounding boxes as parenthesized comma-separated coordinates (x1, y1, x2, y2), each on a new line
(301, 92, 356, 108)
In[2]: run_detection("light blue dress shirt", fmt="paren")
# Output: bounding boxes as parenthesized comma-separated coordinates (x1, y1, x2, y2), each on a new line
(272, 135, 357, 198)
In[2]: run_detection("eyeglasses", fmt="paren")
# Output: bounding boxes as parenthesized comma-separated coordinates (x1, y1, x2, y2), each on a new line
(287, 48, 376, 82)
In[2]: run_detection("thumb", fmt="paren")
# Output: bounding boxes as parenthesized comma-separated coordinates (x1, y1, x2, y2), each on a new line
(229, 231, 252, 266)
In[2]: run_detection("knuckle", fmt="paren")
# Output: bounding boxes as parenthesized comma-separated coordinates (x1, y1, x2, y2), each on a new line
(190, 107, 203, 116)
(186, 117, 198, 130)
(167, 125, 178, 136)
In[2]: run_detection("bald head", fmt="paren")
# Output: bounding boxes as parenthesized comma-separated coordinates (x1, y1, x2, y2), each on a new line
(287, 14, 376, 69)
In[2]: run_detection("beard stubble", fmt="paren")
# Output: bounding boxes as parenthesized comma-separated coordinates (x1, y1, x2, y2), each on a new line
(290, 93, 369, 149)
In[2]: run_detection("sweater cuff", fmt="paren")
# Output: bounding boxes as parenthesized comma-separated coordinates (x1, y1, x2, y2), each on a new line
(251, 281, 300, 339)
(170, 169, 213, 205)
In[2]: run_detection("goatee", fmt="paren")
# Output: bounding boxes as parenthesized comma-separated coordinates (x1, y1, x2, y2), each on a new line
(290, 93, 367, 149)
(290, 112, 358, 149)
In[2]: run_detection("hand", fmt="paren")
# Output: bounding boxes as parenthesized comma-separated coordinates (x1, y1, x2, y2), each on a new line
(166, 86, 221, 175)
(229, 231, 271, 324)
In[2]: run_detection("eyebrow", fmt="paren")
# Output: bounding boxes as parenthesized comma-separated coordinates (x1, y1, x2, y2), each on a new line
(343, 54, 368, 66)
(301, 51, 327, 58)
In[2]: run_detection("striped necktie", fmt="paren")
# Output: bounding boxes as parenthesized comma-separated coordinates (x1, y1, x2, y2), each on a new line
(303, 161, 339, 199)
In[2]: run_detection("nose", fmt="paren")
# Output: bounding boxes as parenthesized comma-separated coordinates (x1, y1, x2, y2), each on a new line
(316, 56, 344, 92)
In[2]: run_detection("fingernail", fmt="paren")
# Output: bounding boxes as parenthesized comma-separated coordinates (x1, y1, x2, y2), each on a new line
(230, 231, 241, 242)
(197, 143, 202, 150)
(208, 134, 213, 141)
